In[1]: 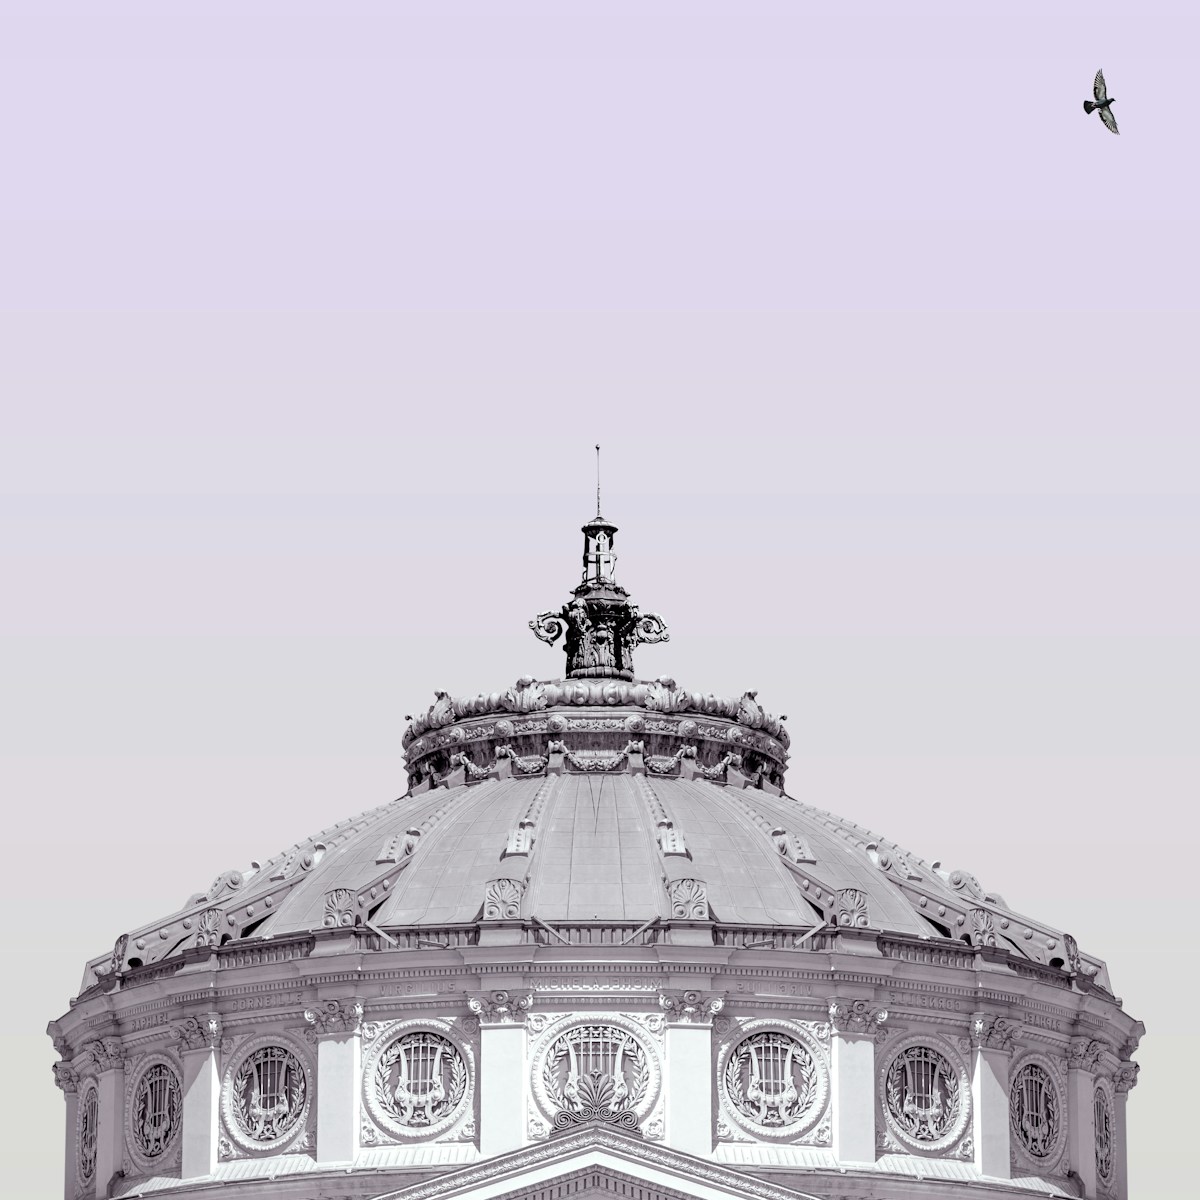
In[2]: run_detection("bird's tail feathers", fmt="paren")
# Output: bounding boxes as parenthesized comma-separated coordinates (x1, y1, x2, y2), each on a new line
(1083, 100, 1097, 113)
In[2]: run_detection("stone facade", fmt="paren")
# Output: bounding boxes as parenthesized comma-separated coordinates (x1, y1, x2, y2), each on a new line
(48, 508, 1142, 1200)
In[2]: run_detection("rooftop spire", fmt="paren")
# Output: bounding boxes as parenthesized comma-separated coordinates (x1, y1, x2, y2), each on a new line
(528, 473, 669, 679)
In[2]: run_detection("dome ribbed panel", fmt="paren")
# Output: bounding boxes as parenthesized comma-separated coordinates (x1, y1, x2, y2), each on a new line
(374, 778, 539, 925)
(253, 786, 483, 935)
(730, 789, 934, 936)
(652, 779, 811, 925)
(526, 774, 662, 921)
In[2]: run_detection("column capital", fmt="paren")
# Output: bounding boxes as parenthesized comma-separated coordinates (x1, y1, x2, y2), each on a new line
(78, 1035, 124, 1074)
(658, 989, 724, 1023)
(828, 997, 888, 1042)
(170, 1013, 222, 1052)
(1066, 1035, 1109, 1073)
(1113, 1060, 1140, 1093)
(465, 989, 533, 1025)
(52, 1060, 79, 1094)
(971, 1012, 1021, 1054)
(304, 998, 364, 1041)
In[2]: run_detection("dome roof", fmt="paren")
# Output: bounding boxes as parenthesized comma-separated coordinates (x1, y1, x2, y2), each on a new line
(95, 731, 1110, 994)
(88, 505, 1114, 996)
(55, 497, 1143, 1200)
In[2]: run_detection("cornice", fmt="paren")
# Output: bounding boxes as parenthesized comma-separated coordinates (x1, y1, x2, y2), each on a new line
(50, 937, 1138, 1066)
(372, 1124, 824, 1200)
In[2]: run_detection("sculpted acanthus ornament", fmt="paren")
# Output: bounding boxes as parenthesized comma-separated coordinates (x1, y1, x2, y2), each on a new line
(52, 1061, 79, 1093)
(667, 877, 710, 920)
(323, 887, 355, 928)
(482, 877, 525, 920)
(1113, 1060, 1140, 1093)
(1063, 933, 1100, 980)
(829, 999, 888, 1041)
(194, 907, 223, 949)
(971, 1013, 1021, 1053)
(657, 989, 725, 1022)
(1067, 1037, 1108, 1072)
(836, 888, 870, 928)
(171, 1015, 222, 1052)
(970, 908, 997, 947)
(109, 933, 129, 975)
(304, 998, 364, 1038)
(530, 596, 668, 680)
(79, 1036, 125, 1074)
(644, 676, 691, 713)
(466, 990, 533, 1024)
(501, 675, 547, 713)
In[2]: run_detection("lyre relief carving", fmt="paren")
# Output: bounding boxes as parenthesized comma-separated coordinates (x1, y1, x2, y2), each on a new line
(885, 1044, 962, 1143)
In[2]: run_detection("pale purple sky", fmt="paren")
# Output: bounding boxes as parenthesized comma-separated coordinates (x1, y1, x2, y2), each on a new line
(3, 4, 1198, 1196)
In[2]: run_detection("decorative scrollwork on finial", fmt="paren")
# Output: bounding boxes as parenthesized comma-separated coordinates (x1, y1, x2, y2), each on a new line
(529, 612, 569, 646)
(632, 611, 669, 645)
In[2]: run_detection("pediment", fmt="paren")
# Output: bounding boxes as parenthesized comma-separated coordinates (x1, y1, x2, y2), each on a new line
(371, 1125, 825, 1200)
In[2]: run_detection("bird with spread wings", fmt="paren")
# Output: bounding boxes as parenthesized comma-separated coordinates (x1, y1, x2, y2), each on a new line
(1083, 69, 1119, 134)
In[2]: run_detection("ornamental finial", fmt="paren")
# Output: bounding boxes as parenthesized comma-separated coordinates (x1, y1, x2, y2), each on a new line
(529, 485, 669, 680)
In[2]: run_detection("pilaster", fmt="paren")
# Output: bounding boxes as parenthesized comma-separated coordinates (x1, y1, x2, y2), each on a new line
(971, 1013, 1020, 1180)
(1112, 1060, 1139, 1200)
(1066, 1037, 1106, 1197)
(53, 1062, 79, 1200)
(171, 1014, 222, 1180)
(81, 1038, 124, 1199)
(659, 990, 723, 1156)
(828, 998, 887, 1164)
(305, 999, 364, 1164)
(467, 990, 531, 1155)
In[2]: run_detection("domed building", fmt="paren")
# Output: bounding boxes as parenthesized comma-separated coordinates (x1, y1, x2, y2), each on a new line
(49, 506, 1143, 1200)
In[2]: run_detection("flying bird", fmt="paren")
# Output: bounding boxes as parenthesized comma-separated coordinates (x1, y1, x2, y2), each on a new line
(1083, 68, 1119, 134)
